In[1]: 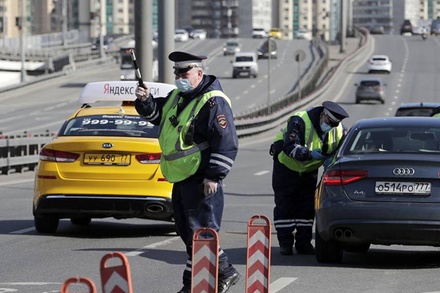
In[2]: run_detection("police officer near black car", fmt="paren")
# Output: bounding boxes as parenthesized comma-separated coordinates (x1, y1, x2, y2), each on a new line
(270, 101, 349, 256)
(134, 51, 240, 293)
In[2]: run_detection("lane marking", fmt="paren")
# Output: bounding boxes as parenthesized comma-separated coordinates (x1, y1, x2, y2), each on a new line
(10, 227, 35, 234)
(270, 277, 297, 292)
(125, 236, 181, 256)
(0, 178, 34, 187)
(254, 170, 269, 176)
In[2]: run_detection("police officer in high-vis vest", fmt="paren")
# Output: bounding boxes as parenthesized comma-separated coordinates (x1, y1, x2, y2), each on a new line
(134, 51, 240, 293)
(270, 101, 349, 256)
(431, 107, 440, 117)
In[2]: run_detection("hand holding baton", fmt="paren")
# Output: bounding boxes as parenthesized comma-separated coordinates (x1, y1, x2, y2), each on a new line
(129, 49, 146, 88)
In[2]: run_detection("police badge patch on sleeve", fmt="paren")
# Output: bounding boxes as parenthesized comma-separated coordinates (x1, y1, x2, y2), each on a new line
(216, 114, 228, 129)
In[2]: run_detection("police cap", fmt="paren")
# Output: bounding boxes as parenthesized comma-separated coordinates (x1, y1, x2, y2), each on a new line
(322, 101, 349, 126)
(169, 51, 207, 74)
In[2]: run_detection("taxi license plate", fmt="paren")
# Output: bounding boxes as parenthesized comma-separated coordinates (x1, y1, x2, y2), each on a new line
(375, 181, 431, 195)
(84, 153, 131, 166)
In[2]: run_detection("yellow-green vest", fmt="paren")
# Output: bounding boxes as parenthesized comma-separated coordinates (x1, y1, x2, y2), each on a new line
(159, 89, 231, 183)
(274, 110, 344, 174)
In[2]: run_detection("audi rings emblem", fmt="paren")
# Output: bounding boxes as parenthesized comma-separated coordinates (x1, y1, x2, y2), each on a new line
(393, 168, 415, 176)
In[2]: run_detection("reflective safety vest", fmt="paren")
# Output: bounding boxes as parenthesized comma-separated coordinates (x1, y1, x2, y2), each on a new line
(159, 89, 231, 183)
(274, 110, 344, 174)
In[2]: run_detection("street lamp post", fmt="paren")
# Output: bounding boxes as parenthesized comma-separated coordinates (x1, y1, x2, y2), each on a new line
(19, 0, 26, 83)
(267, 36, 272, 115)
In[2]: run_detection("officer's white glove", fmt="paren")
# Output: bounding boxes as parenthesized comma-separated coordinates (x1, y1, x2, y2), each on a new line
(310, 149, 328, 160)
(203, 178, 218, 196)
(135, 85, 150, 101)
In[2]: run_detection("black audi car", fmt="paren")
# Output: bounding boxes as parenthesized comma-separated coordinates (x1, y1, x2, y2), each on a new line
(315, 117, 440, 263)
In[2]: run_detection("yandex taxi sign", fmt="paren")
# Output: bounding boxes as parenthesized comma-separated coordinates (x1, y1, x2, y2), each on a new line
(79, 81, 176, 104)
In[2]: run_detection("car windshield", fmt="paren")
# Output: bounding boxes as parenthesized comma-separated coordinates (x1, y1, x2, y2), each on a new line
(236, 56, 253, 62)
(372, 57, 387, 62)
(344, 126, 440, 154)
(58, 114, 159, 138)
(360, 80, 380, 86)
(226, 42, 238, 47)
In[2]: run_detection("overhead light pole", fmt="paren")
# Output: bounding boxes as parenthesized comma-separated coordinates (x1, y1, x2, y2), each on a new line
(267, 35, 272, 115)
(19, 0, 26, 83)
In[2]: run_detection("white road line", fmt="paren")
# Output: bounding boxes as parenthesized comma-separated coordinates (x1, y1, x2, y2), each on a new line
(254, 170, 269, 176)
(0, 178, 34, 187)
(125, 236, 181, 256)
(10, 227, 35, 234)
(270, 277, 297, 292)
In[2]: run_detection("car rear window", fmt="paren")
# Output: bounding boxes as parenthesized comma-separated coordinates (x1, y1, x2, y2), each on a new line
(395, 108, 437, 117)
(372, 57, 386, 61)
(58, 114, 159, 138)
(360, 80, 380, 86)
(344, 126, 440, 154)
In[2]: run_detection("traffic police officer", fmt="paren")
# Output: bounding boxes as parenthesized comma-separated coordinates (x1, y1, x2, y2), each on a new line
(270, 101, 349, 255)
(431, 107, 440, 117)
(134, 51, 240, 293)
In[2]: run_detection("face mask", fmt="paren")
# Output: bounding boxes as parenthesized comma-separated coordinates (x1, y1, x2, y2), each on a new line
(175, 78, 193, 92)
(320, 122, 332, 133)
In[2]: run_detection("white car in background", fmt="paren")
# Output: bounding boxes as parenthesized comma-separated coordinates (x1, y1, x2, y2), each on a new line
(367, 55, 392, 74)
(252, 28, 268, 38)
(190, 29, 207, 39)
(174, 29, 189, 42)
(295, 29, 312, 40)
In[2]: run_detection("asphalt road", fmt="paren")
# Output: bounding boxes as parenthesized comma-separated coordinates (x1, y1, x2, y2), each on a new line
(3, 34, 440, 293)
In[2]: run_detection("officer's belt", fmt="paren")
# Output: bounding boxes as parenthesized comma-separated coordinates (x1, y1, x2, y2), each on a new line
(162, 141, 210, 161)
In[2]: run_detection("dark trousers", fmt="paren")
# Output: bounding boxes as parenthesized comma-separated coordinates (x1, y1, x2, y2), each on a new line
(172, 178, 236, 287)
(272, 156, 317, 247)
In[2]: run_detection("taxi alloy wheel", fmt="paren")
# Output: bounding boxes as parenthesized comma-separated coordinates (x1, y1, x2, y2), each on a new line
(34, 216, 59, 234)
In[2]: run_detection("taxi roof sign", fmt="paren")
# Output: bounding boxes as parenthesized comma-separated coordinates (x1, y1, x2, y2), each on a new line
(79, 81, 176, 104)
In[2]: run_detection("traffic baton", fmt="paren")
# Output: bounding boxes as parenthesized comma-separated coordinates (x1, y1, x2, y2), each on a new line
(100, 252, 133, 293)
(129, 49, 145, 88)
(60, 276, 97, 293)
(192, 227, 219, 293)
(246, 215, 272, 293)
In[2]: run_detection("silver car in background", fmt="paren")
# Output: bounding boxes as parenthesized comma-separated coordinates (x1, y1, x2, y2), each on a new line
(355, 78, 386, 104)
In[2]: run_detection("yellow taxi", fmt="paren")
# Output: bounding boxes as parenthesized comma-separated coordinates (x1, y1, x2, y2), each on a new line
(33, 81, 175, 233)
(269, 27, 283, 39)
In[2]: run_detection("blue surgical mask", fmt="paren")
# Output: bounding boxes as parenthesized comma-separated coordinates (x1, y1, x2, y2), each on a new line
(320, 122, 332, 133)
(175, 79, 193, 92)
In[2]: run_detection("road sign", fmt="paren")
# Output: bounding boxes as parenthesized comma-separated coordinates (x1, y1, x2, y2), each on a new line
(61, 276, 97, 293)
(246, 215, 272, 293)
(192, 228, 219, 293)
(100, 252, 133, 293)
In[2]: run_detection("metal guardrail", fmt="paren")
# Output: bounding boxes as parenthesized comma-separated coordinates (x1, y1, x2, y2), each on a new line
(0, 29, 371, 175)
(235, 28, 371, 137)
(0, 133, 54, 175)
